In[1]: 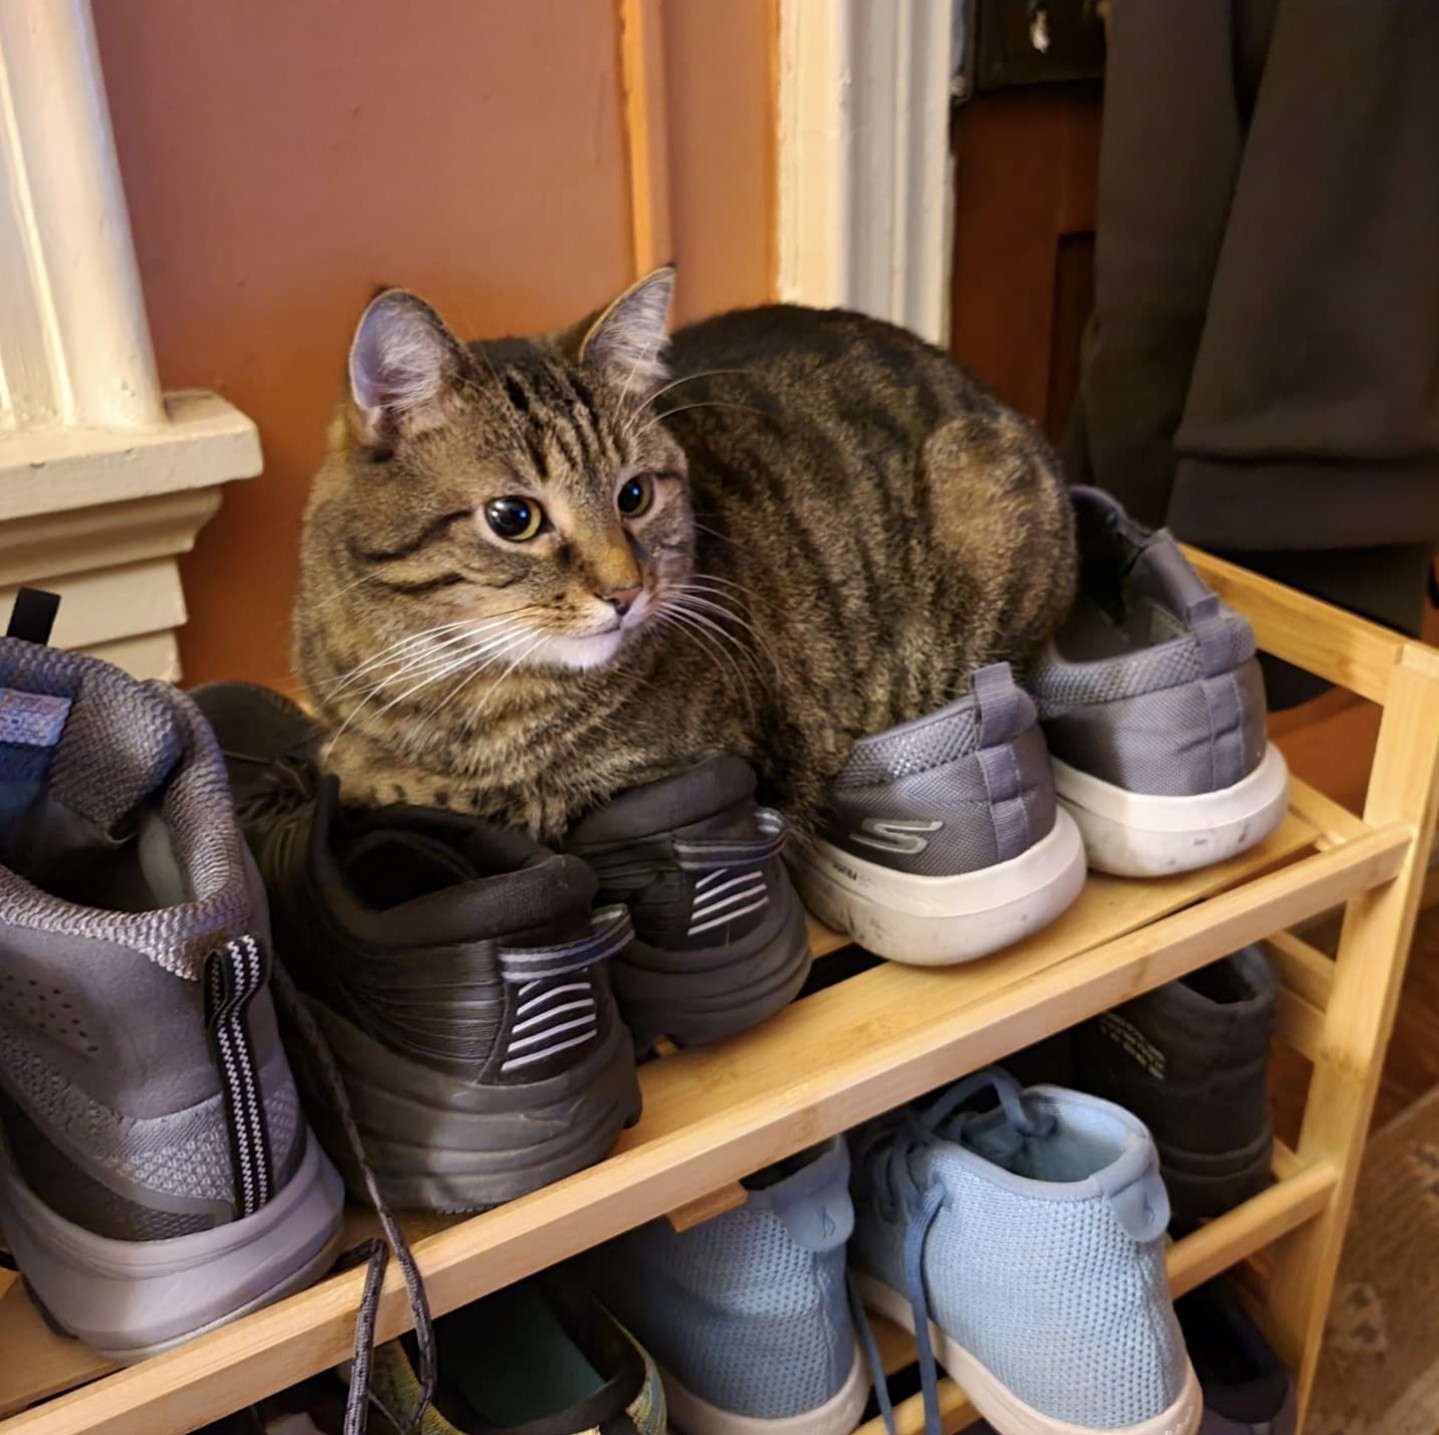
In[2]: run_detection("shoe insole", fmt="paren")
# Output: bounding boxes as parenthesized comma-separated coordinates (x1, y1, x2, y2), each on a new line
(437, 1281, 604, 1428)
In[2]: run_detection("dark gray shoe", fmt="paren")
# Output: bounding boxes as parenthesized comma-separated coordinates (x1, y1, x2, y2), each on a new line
(1178, 1278, 1297, 1435)
(564, 756, 811, 1048)
(1029, 488, 1289, 876)
(791, 665, 1086, 965)
(0, 642, 343, 1360)
(1074, 945, 1278, 1224)
(193, 682, 641, 1214)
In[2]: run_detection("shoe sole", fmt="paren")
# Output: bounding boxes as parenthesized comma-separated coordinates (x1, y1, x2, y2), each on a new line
(791, 809, 1086, 966)
(659, 1342, 868, 1435)
(1053, 742, 1289, 878)
(853, 1272, 1202, 1435)
(0, 1132, 344, 1360)
(614, 883, 813, 1048)
(303, 1003, 642, 1212)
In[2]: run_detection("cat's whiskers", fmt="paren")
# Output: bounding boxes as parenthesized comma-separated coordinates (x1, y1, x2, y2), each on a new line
(629, 399, 767, 445)
(321, 622, 482, 698)
(467, 633, 550, 721)
(620, 368, 747, 440)
(333, 627, 539, 746)
(324, 616, 523, 698)
(668, 581, 782, 681)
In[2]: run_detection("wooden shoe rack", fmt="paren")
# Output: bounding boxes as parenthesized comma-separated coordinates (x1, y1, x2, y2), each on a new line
(2, 551, 1437, 1435)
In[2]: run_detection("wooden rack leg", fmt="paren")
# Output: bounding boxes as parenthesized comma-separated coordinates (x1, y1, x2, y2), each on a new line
(1266, 644, 1439, 1422)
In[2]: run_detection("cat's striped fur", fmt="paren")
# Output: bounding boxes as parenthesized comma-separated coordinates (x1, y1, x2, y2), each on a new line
(295, 270, 1076, 840)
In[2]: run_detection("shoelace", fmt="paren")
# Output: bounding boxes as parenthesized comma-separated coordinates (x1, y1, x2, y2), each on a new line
(271, 960, 437, 1435)
(849, 1068, 1056, 1435)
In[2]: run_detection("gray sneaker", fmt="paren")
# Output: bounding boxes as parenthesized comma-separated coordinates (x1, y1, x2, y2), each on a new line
(564, 756, 811, 1049)
(791, 665, 1086, 965)
(0, 639, 344, 1359)
(1029, 488, 1289, 876)
(193, 682, 642, 1213)
(583, 1137, 868, 1435)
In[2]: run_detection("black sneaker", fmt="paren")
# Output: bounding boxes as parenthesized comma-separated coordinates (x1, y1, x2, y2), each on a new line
(563, 756, 811, 1049)
(1176, 1278, 1296, 1434)
(1073, 945, 1277, 1224)
(192, 683, 641, 1213)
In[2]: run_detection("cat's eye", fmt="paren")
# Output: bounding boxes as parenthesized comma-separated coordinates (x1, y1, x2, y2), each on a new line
(617, 473, 654, 518)
(485, 496, 544, 542)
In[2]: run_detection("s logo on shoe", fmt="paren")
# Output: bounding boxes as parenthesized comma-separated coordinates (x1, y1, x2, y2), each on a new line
(853, 818, 944, 855)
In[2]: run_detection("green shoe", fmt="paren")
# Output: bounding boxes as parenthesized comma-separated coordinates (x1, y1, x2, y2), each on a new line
(369, 1275, 665, 1435)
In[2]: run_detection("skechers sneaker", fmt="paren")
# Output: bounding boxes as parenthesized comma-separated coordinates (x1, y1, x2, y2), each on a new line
(1029, 488, 1289, 876)
(849, 1069, 1201, 1435)
(192, 682, 641, 1213)
(563, 756, 811, 1048)
(0, 637, 344, 1359)
(1074, 945, 1278, 1224)
(584, 1137, 869, 1435)
(791, 665, 1086, 965)
(369, 1274, 667, 1435)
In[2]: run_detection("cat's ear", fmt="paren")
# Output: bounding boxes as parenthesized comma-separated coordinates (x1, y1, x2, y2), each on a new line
(576, 266, 674, 390)
(348, 289, 464, 443)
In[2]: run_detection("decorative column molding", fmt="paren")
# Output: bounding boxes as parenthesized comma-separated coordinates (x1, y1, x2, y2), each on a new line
(776, 0, 954, 346)
(0, 0, 259, 680)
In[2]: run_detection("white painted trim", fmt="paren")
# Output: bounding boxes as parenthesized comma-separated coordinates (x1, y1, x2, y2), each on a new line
(0, 0, 163, 431)
(0, 1, 259, 681)
(777, 0, 954, 345)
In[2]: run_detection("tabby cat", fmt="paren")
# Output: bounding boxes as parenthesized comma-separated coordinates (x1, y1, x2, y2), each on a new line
(295, 269, 1076, 840)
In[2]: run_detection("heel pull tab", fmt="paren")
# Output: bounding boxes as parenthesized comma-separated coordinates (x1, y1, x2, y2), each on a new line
(6, 588, 60, 646)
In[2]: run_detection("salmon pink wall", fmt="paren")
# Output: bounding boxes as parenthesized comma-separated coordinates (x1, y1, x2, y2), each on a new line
(94, 0, 774, 690)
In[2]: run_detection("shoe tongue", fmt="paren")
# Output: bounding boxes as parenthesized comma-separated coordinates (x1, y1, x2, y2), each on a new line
(1, 641, 182, 834)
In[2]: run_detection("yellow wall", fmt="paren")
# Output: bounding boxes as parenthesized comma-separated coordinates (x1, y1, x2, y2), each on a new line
(94, 0, 774, 689)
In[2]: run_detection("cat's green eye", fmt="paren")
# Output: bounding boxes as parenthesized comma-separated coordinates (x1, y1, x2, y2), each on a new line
(485, 496, 544, 542)
(617, 473, 654, 518)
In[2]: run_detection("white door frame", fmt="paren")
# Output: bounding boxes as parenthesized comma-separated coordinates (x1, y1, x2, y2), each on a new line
(776, 0, 956, 345)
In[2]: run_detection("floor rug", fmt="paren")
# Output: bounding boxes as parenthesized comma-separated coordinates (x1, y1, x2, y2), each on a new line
(1308, 1082, 1439, 1433)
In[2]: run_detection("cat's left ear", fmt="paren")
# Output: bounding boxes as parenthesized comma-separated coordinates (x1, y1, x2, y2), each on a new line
(576, 266, 674, 390)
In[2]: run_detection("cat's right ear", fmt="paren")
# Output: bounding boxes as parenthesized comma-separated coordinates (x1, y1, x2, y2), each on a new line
(348, 290, 464, 444)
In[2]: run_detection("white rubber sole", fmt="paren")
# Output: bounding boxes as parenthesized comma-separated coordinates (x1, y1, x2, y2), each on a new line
(854, 1273, 1201, 1435)
(660, 1342, 869, 1435)
(1053, 743, 1290, 878)
(0, 1132, 345, 1360)
(791, 809, 1087, 965)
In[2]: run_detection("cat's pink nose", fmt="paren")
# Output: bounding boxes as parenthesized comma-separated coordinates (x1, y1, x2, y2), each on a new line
(602, 585, 642, 617)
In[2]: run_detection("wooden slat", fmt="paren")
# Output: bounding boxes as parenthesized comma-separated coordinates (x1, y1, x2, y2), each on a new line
(666, 1183, 748, 1232)
(1264, 931, 1335, 1010)
(1185, 547, 1406, 704)
(1275, 985, 1325, 1062)
(856, 1148, 1335, 1435)
(1270, 643, 1439, 1424)
(1286, 776, 1369, 847)
(0, 1277, 112, 1419)
(1167, 1160, 1336, 1299)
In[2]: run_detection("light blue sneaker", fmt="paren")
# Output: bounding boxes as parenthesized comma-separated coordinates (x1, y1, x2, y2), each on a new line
(584, 1137, 868, 1435)
(849, 1070, 1202, 1435)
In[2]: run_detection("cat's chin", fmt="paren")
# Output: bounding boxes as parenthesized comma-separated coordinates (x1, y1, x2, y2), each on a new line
(532, 629, 629, 671)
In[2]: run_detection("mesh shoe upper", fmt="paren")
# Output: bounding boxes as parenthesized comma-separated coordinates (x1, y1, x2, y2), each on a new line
(850, 1071, 1189, 1431)
(0, 642, 306, 1239)
(585, 1138, 857, 1422)
(820, 664, 1057, 877)
(1030, 487, 1268, 796)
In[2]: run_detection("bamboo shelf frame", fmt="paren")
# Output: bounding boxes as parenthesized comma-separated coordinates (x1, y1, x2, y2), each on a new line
(2, 550, 1437, 1435)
